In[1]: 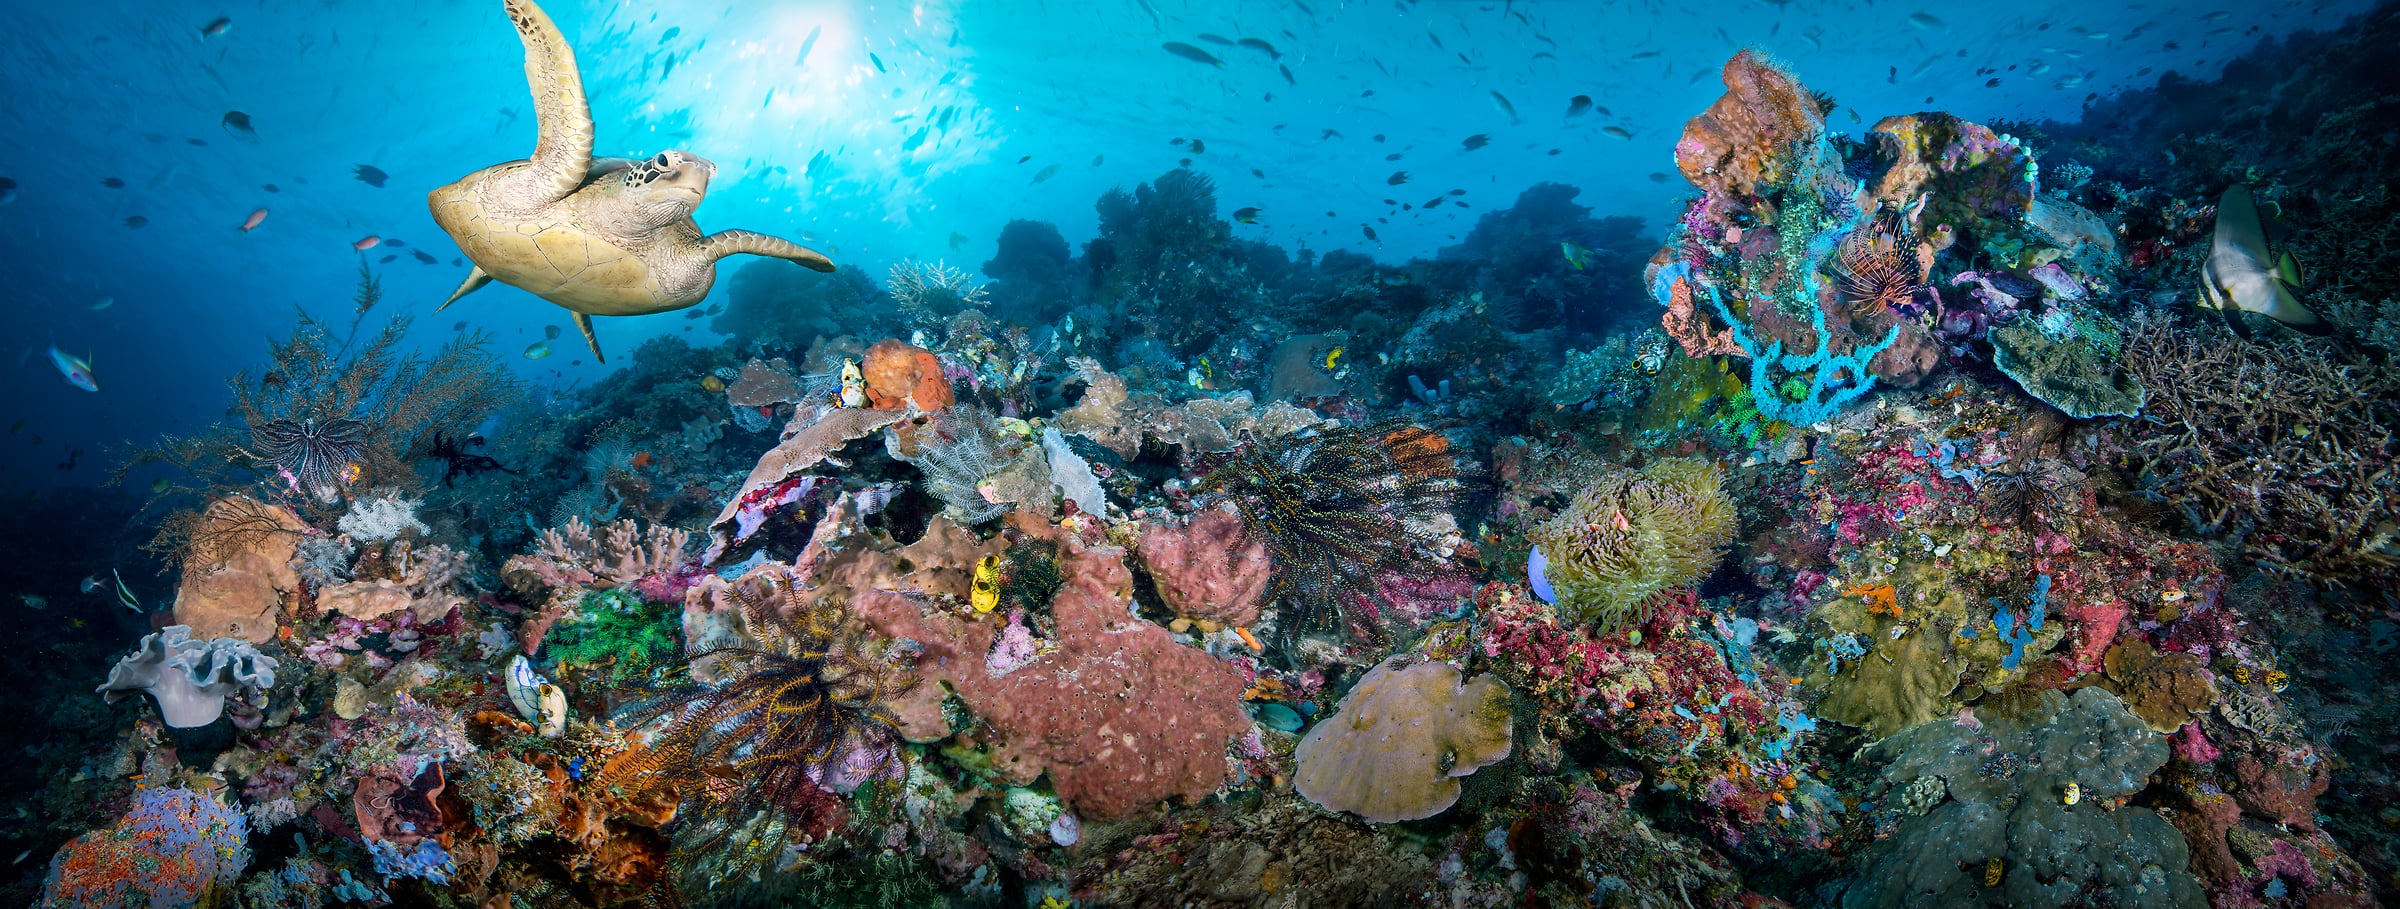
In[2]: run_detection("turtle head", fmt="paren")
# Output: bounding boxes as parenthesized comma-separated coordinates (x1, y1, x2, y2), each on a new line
(621, 150, 715, 217)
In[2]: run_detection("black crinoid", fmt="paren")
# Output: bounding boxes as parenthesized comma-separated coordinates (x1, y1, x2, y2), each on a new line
(604, 564, 914, 880)
(1195, 420, 1465, 654)
(245, 416, 369, 502)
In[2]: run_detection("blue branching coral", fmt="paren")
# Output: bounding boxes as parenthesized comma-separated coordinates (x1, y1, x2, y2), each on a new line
(1706, 280, 1898, 428)
(1991, 573, 2052, 670)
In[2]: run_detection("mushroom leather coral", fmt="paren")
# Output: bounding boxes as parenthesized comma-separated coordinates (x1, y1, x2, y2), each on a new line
(1133, 509, 1271, 627)
(849, 514, 1246, 820)
(1294, 655, 1513, 824)
(172, 495, 309, 644)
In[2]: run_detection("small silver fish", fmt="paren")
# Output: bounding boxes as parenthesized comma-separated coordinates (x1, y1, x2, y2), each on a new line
(17, 594, 45, 610)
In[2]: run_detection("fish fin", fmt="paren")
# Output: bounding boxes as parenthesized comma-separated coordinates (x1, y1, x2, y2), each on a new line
(2265, 283, 2331, 334)
(573, 312, 606, 363)
(437, 266, 493, 312)
(504, 0, 595, 201)
(701, 229, 835, 272)
(2218, 296, 2254, 340)
(2275, 250, 2304, 287)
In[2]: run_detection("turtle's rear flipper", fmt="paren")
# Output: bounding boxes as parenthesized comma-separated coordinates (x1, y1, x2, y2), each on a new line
(573, 312, 606, 363)
(701, 229, 835, 272)
(437, 266, 493, 312)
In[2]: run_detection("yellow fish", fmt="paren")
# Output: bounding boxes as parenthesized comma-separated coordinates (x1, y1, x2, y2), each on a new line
(971, 554, 1001, 613)
(1323, 346, 1344, 370)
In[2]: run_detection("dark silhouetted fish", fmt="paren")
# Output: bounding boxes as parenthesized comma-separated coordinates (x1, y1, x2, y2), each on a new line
(794, 25, 821, 66)
(1461, 134, 1489, 151)
(1233, 207, 1262, 223)
(101, 177, 124, 188)
(869, 52, 887, 73)
(262, 183, 278, 193)
(1239, 37, 1280, 59)
(1363, 225, 1379, 242)
(123, 216, 147, 228)
(1162, 42, 1222, 66)
(1189, 139, 1206, 154)
(353, 164, 388, 187)
(1566, 95, 1594, 118)
(1386, 171, 1409, 185)
(380, 253, 397, 263)
(413, 250, 436, 264)
(1279, 64, 1295, 85)
(1490, 91, 1520, 123)
(221, 110, 257, 142)
(1198, 33, 1234, 45)
(201, 16, 231, 37)
(660, 26, 680, 43)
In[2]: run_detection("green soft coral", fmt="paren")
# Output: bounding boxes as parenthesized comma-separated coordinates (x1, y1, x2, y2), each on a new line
(544, 587, 682, 685)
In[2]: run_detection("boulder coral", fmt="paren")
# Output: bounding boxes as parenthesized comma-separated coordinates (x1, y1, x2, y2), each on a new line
(1674, 51, 1826, 201)
(1843, 687, 2204, 909)
(1293, 655, 1513, 824)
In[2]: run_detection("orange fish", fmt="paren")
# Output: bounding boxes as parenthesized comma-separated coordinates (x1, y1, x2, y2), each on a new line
(353, 235, 380, 251)
(239, 208, 268, 232)
(630, 451, 655, 469)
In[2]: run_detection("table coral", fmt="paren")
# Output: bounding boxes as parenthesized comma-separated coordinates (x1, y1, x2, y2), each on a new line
(1294, 655, 1512, 824)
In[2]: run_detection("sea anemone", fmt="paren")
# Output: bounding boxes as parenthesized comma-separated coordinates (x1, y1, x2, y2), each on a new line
(1196, 421, 1463, 652)
(604, 564, 912, 878)
(1528, 457, 1737, 631)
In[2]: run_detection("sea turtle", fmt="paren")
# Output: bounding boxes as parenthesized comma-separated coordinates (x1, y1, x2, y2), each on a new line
(429, 0, 834, 362)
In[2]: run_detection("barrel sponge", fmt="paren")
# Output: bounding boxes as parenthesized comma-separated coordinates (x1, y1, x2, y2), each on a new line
(1528, 458, 1737, 631)
(1295, 656, 1513, 824)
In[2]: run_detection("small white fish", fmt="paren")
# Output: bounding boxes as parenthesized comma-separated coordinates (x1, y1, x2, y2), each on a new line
(1908, 11, 1944, 29)
(112, 570, 143, 613)
(17, 594, 45, 610)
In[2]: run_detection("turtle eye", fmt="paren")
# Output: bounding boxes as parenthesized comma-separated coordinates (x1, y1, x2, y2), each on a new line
(653, 154, 670, 167)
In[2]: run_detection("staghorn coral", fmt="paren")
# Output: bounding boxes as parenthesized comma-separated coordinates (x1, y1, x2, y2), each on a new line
(2121, 313, 2400, 588)
(886, 258, 990, 319)
(1294, 655, 1513, 824)
(607, 562, 913, 878)
(1196, 421, 1464, 650)
(1528, 457, 1736, 632)
(502, 516, 692, 598)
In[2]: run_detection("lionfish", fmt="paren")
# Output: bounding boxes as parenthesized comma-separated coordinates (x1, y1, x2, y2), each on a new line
(1832, 210, 1936, 317)
(246, 417, 368, 502)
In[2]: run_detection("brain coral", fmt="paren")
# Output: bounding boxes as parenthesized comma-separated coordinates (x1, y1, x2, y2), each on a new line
(1295, 655, 1513, 824)
(1841, 687, 2203, 909)
(1528, 457, 1737, 631)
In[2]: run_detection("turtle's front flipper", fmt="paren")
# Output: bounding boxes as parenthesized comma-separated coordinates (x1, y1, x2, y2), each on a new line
(572, 311, 607, 363)
(699, 229, 835, 272)
(437, 266, 494, 312)
(502, 0, 593, 201)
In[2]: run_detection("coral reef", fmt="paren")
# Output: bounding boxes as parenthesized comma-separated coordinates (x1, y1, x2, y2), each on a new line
(1528, 457, 1736, 631)
(42, 787, 249, 909)
(1294, 655, 1512, 823)
(1133, 508, 1272, 627)
(1842, 688, 2204, 909)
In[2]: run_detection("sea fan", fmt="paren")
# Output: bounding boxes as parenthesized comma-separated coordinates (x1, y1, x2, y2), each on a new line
(246, 417, 368, 503)
(605, 565, 912, 881)
(1196, 421, 1463, 651)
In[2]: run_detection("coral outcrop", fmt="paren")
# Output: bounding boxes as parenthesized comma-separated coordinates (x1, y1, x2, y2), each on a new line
(170, 495, 310, 643)
(1295, 655, 1513, 823)
(1528, 457, 1736, 631)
